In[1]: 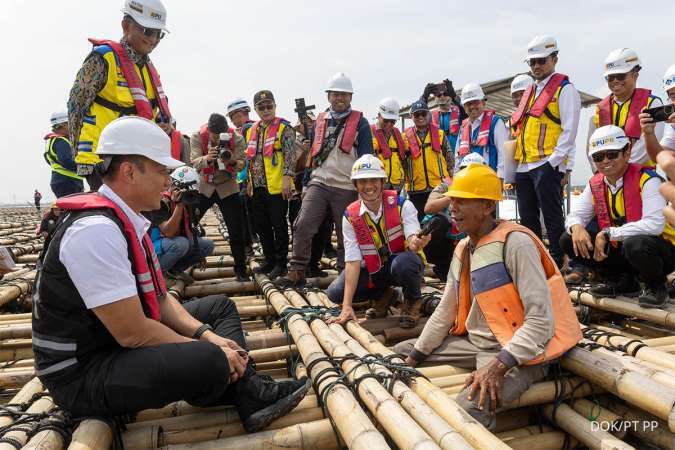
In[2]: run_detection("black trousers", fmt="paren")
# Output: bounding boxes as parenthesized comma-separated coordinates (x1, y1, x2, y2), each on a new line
(516, 162, 565, 267)
(240, 188, 256, 247)
(422, 214, 457, 281)
(196, 191, 247, 273)
(560, 229, 675, 289)
(409, 191, 431, 222)
(45, 295, 251, 417)
(251, 189, 289, 266)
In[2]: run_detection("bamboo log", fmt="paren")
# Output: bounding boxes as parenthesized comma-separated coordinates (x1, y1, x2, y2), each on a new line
(0, 377, 44, 430)
(16, 254, 39, 263)
(22, 415, 67, 450)
(252, 271, 390, 450)
(246, 331, 288, 351)
(249, 345, 297, 363)
(204, 256, 235, 267)
(571, 398, 628, 438)
(609, 402, 675, 449)
(571, 290, 675, 330)
(591, 346, 675, 389)
(192, 267, 236, 279)
(67, 419, 113, 450)
(0, 322, 31, 339)
(161, 418, 339, 450)
(502, 377, 597, 409)
(644, 335, 675, 347)
(495, 424, 553, 440)
(542, 403, 634, 450)
(237, 304, 274, 317)
(506, 431, 577, 450)
(561, 346, 675, 431)
(0, 271, 35, 306)
(0, 395, 55, 450)
(0, 368, 35, 389)
(0, 267, 32, 281)
(0, 313, 31, 322)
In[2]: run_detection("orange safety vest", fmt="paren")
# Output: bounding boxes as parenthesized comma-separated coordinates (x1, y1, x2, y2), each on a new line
(597, 88, 651, 140)
(246, 118, 282, 159)
(457, 109, 496, 157)
(589, 163, 644, 230)
(511, 73, 569, 127)
(405, 123, 442, 159)
(431, 107, 461, 136)
(450, 221, 581, 366)
(371, 124, 406, 159)
(311, 110, 362, 157)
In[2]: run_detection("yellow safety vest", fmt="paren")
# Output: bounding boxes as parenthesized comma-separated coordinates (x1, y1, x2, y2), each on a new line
(76, 47, 159, 165)
(244, 121, 288, 195)
(403, 129, 449, 192)
(372, 133, 406, 187)
(514, 85, 564, 164)
(43, 135, 84, 181)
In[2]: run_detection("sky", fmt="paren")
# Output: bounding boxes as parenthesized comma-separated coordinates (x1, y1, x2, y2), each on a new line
(1, 0, 673, 204)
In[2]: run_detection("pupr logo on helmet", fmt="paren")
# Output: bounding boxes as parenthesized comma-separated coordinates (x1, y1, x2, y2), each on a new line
(605, 62, 618, 70)
(129, 0, 144, 13)
(352, 162, 372, 173)
(591, 136, 625, 149)
(150, 10, 164, 20)
(666, 78, 675, 87)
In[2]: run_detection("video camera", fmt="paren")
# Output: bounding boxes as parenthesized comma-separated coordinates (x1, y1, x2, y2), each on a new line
(218, 132, 233, 161)
(172, 179, 200, 205)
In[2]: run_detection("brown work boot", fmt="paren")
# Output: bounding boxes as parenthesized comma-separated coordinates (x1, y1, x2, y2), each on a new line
(399, 297, 423, 329)
(365, 287, 401, 319)
(275, 269, 306, 288)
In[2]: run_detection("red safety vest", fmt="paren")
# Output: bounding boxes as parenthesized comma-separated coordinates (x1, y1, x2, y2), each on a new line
(246, 118, 282, 159)
(511, 73, 569, 127)
(431, 107, 460, 136)
(589, 163, 644, 230)
(457, 110, 496, 157)
(55, 193, 164, 321)
(88, 39, 170, 121)
(371, 124, 406, 159)
(311, 110, 362, 157)
(170, 130, 183, 161)
(597, 88, 651, 140)
(346, 190, 406, 274)
(405, 123, 442, 159)
(198, 124, 237, 182)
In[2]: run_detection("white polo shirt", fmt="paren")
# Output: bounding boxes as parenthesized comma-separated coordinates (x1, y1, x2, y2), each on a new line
(342, 197, 420, 264)
(59, 184, 151, 309)
(661, 122, 675, 150)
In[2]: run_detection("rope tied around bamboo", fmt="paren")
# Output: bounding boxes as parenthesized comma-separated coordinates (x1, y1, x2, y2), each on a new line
(580, 327, 649, 358)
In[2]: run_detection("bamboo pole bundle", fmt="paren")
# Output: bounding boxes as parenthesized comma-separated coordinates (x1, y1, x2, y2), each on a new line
(252, 272, 390, 450)
(191, 267, 235, 279)
(246, 330, 288, 351)
(0, 377, 43, 429)
(249, 345, 297, 364)
(0, 322, 31, 339)
(0, 267, 32, 281)
(501, 377, 597, 409)
(0, 394, 55, 450)
(67, 419, 113, 450)
(495, 424, 553, 440)
(591, 346, 675, 388)
(204, 255, 234, 267)
(571, 398, 628, 439)
(0, 368, 35, 389)
(644, 335, 675, 347)
(0, 271, 35, 307)
(506, 431, 577, 450)
(21, 413, 68, 450)
(561, 346, 675, 431)
(609, 402, 675, 449)
(542, 403, 634, 450)
(237, 304, 274, 317)
(0, 313, 31, 322)
(342, 321, 509, 450)
(571, 290, 675, 330)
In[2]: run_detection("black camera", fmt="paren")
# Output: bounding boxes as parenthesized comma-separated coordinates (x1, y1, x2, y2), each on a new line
(219, 132, 233, 161)
(172, 180, 200, 205)
(645, 104, 675, 123)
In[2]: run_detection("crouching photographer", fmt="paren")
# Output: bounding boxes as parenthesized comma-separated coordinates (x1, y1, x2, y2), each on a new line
(146, 166, 215, 283)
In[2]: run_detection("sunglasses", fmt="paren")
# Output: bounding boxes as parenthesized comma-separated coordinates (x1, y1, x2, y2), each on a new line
(413, 111, 428, 118)
(131, 19, 166, 39)
(591, 150, 624, 163)
(256, 103, 275, 111)
(605, 73, 631, 82)
(528, 57, 549, 67)
(382, 119, 396, 124)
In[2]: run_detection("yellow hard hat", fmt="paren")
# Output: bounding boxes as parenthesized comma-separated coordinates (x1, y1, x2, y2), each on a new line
(445, 164, 503, 201)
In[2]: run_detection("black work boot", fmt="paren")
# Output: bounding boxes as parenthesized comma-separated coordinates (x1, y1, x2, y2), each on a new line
(234, 375, 311, 433)
(639, 283, 669, 309)
(252, 260, 276, 275)
(589, 273, 640, 298)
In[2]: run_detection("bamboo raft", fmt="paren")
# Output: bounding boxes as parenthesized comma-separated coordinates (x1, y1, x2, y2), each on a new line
(2, 206, 675, 449)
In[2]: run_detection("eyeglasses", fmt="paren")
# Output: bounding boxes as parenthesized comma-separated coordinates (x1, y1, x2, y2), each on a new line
(413, 111, 428, 118)
(528, 57, 549, 67)
(591, 150, 624, 163)
(605, 73, 631, 82)
(130, 19, 165, 39)
(256, 103, 275, 111)
(383, 119, 396, 124)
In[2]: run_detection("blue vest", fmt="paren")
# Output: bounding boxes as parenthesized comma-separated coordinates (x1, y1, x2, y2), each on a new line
(436, 111, 458, 150)
(462, 115, 500, 172)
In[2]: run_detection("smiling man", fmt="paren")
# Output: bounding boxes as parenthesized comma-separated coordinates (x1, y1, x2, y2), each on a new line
(561, 125, 675, 308)
(68, 0, 174, 191)
(371, 98, 407, 191)
(32, 116, 310, 432)
(394, 163, 581, 429)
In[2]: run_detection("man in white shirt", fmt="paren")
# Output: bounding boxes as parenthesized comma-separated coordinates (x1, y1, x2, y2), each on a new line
(560, 125, 675, 308)
(641, 64, 675, 161)
(326, 155, 431, 328)
(511, 35, 581, 268)
(31, 116, 309, 433)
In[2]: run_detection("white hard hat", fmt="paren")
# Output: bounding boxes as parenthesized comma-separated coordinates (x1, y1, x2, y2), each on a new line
(510, 74, 534, 94)
(604, 48, 640, 77)
(663, 64, 675, 94)
(326, 72, 354, 94)
(458, 152, 487, 169)
(351, 154, 386, 180)
(378, 97, 400, 120)
(97, 116, 183, 168)
(50, 111, 69, 127)
(170, 166, 199, 185)
(121, 0, 169, 32)
(227, 98, 251, 115)
(525, 35, 558, 61)
(460, 83, 485, 105)
(588, 125, 630, 156)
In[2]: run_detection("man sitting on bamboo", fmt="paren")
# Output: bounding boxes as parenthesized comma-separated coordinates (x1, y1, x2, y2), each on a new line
(394, 164, 581, 429)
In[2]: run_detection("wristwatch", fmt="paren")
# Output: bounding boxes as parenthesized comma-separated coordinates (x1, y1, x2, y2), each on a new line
(192, 323, 213, 339)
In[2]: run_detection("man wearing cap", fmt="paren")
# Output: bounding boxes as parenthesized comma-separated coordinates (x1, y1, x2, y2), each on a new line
(44, 112, 84, 198)
(641, 64, 675, 161)
(280, 72, 373, 286)
(32, 116, 310, 432)
(510, 75, 534, 110)
(510, 35, 581, 268)
(371, 98, 407, 191)
(455, 83, 509, 179)
(403, 100, 451, 221)
(245, 91, 296, 280)
(588, 48, 663, 168)
(326, 155, 431, 327)
(561, 125, 675, 308)
(421, 79, 466, 151)
(68, 0, 174, 191)
(190, 113, 249, 281)
(395, 164, 581, 429)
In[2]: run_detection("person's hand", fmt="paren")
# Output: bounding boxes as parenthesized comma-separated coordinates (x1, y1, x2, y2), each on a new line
(657, 150, 675, 226)
(409, 234, 432, 252)
(157, 121, 174, 136)
(640, 112, 656, 136)
(404, 355, 418, 367)
(282, 175, 293, 200)
(222, 346, 248, 383)
(464, 358, 509, 413)
(443, 79, 456, 99)
(326, 306, 357, 325)
(570, 224, 593, 260)
(201, 331, 245, 353)
(561, 171, 570, 188)
(206, 146, 219, 162)
(668, 112, 675, 125)
(593, 230, 609, 262)
(422, 83, 435, 101)
(170, 187, 183, 203)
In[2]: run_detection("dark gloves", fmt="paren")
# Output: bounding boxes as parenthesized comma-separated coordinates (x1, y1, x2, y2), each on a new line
(443, 79, 457, 100)
(421, 83, 435, 102)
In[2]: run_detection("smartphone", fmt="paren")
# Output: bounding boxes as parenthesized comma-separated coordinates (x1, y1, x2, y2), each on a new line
(644, 104, 675, 123)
